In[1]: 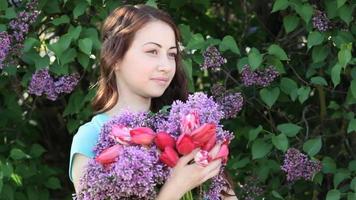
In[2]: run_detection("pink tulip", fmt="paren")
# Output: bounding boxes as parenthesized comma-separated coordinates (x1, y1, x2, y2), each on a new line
(202, 133, 216, 151)
(155, 131, 176, 151)
(191, 123, 216, 146)
(130, 127, 156, 145)
(181, 111, 200, 134)
(176, 134, 196, 155)
(95, 144, 123, 165)
(110, 125, 131, 145)
(160, 146, 179, 167)
(194, 150, 210, 167)
(214, 143, 229, 163)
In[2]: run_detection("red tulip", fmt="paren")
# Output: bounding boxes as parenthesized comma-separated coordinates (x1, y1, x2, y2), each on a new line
(181, 112, 200, 134)
(191, 123, 216, 146)
(202, 133, 216, 151)
(160, 146, 179, 167)
(155, 131, 176, 151)
(110, 125, 131, 145)
(130, 127, 156, 145)
(194, 150, 210, 167)
(95, 144, 123, 165)
(214, 143, 229, 163)
(176, 134, 196, 155)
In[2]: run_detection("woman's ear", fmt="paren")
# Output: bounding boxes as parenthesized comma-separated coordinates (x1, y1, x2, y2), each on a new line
(114, 61, 121, 71)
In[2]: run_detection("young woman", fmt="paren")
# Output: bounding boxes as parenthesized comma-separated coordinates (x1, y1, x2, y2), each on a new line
(69, 4, 237, 200)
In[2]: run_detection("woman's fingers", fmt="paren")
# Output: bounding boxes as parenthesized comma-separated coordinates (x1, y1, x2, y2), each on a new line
(208, 142, 222, 158)
(176, 148, 200, 167)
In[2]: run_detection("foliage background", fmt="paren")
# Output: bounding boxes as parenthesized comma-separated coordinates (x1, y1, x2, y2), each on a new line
(0, 0, 355, 199)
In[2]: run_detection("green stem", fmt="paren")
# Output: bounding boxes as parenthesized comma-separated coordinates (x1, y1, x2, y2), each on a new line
(181, 190, 194, 200)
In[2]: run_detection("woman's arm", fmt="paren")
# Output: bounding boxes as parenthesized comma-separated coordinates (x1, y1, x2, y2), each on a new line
(71, 153, 90, 193)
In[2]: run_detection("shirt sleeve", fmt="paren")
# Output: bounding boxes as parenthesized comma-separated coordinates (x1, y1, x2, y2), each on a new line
(68, 123, 100, 182)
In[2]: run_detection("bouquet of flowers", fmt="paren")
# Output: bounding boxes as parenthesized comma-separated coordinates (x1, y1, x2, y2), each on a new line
(77, 92, 241, 200)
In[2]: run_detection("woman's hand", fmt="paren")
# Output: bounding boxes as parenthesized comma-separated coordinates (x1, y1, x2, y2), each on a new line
(157, 145, 223, 200)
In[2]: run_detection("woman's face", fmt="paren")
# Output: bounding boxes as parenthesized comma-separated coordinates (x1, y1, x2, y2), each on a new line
(114, 20, 177, 98)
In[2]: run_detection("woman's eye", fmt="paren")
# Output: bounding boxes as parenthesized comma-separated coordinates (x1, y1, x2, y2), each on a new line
(168, 53, 177, 58)
(147, 50, 158, 55)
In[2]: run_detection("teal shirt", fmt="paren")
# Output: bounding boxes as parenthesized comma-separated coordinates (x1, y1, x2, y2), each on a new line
(68, 113, 110, 182)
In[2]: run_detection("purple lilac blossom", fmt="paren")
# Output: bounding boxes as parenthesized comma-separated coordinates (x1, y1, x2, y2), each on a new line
(216, 92, 244, 119)
(312, 10, 330, 32)
(78, 146, 169, 200)
(210, 83, 226, 98)
(240, 65, 279, 87)
(239, 176, 264, 200)
(201, 46, 226, 70)
(281, 148, 322, 182)
(203, 168, 230, 200)
(0, 32, 11, 69)
(54, 73, 80, 94)
(28, 68, 53, 96)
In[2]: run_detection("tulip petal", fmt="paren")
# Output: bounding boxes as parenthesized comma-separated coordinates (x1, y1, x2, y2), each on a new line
(110, 125, 131, 145)
(176, 134, 196, 155)
(160, 146, 179, 167)
(95, 144, 123, 165)
(191, 123, 216, 146)
(181, 111, 200, 134)
(194, 150, 210, 167)
(155, 132, 176, 151)
(130, 127, 156, 145)
(214, 143, 229, 163)
(202, 133, 216, 151)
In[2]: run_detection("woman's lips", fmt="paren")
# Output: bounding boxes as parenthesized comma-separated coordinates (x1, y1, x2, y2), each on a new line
(151, 77, 169, 85)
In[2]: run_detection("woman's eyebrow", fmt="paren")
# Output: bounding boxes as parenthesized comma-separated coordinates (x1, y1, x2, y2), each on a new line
(143, 42, 177, 50)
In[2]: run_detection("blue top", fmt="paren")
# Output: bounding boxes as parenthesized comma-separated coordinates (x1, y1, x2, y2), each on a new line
(68, 113, 111, 182)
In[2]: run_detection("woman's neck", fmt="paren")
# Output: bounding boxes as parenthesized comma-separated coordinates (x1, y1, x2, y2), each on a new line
(105, 94, 151, 118)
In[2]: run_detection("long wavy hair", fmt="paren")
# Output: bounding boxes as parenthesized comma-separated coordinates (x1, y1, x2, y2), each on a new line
(91, 4, 235, 198)
(92, 4, 188, 113)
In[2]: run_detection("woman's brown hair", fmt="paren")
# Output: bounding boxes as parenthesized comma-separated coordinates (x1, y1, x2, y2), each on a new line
(91, 4, 235, 199)
(92, 4, 188, 113)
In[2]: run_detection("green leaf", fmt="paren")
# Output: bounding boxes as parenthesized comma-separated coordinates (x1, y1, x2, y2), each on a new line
(347, 118, 356, 134)
(48, 34, 72, 57)
(77, 53, 90, 70)
(267, 44, 288, 60)
(338, 5, 352, 25)
(338, 43, 352, 68)
(186, 33, 205, 50)
(260, 87, 280, 108)
(59, 48, 77, 66)
(23, 38, 39, 53)
(45, 177, 61, 190)
(68, 26, 82, 41)
(350, 80, 356, 98)
(349, 160, 356, 172)
(10, 173, 22, 186)
(312, 45, 329, 63)
(219, 35, 240, 55)
(272, 133, 289, 152)
(337, 0, 347, 8)
(10, 149, 29, 160)
(145, 0, 158, 8)
(350, 177, 356, 191)
(0, 0, 8, 11)
(51, 15, 70, 26)
(307, 31, 324, 49)
(295, 3, 313, 23)
(297, 86, 311, 103)
(29, 144, 46, 158)
(34, 56, 50, 70)
(271, 190, 285, 199)
(277, 123, 302, 137)
(272, 0, 289, 13)
(251, 139, 272, 159)
(326, 189, 341, 200)
(311, 76, 328, 86)
(248, 48, 263, 70)
(283, 15, 299, 33)
(280, 77, 298, 96)
(331, 63, 342, 87)
(322, 157, 337, 174)
(73, 1, 87, 19)
(4, 7, 16, 19)
(248, 125, 263, 142)
(333, 169, 350, 188)
(303, 137, 322, 157)
(78, 38, 93, 55)
(348, 192, 356, 200)
(232, 157, 250, 169)
(63, 90, 85, 116)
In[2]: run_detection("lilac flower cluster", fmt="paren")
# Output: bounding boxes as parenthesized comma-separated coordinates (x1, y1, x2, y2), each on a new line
(28, 69, 79, 101)
(241, 65, 279, 87)
(79, 146, 169, 200)
(79, 111, 170, 200)
(0, 0, 39, 69)
(201, 46, 226, 70)
(239, 176, 264, 200)
(216, 92, 244, 119)
(210, 83, 226, 98)
(157, 92, 225, 137)
(312, 10, 330, 32)
(203, 169, 230, 200)
(94, 111, 153, 155)
(281, 148, 322, 182)
(0, 32, 11, 69)
(8, 0, 39, 42)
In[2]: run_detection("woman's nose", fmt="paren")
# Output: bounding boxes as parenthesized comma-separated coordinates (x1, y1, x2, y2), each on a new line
(157, 55, 173, 71)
